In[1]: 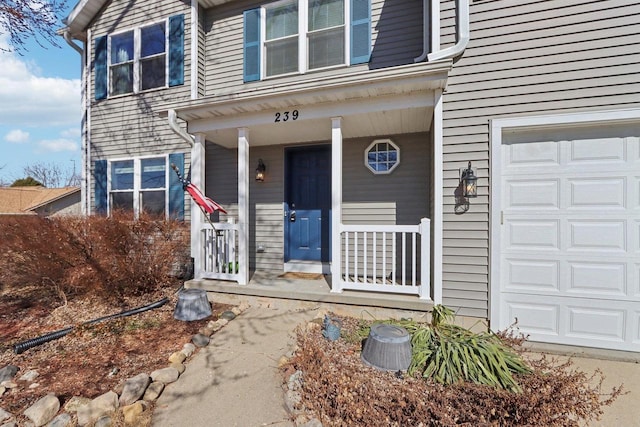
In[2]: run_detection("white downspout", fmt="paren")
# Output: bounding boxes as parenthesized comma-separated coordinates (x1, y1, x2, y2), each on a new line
(63, 29, 87, 214)
(428, 0, 470, 62)
(168, 109, 195, 147)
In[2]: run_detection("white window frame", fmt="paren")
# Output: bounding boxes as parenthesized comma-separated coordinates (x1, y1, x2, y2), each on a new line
(107, 155, 170, 218)
(107, 19, 170, 97)
(261, 0, 351, 78)
(364, 138, 400, 175)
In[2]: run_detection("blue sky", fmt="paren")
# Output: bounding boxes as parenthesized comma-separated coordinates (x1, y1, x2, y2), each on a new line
(0, 2, 81, 186)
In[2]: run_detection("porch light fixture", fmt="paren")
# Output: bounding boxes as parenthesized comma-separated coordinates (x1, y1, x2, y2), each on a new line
(255, 159, 266, 182)
(460, 161, 478, 198)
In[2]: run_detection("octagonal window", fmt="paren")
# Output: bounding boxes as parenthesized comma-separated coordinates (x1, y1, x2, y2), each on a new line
(365, 139, 400, 174)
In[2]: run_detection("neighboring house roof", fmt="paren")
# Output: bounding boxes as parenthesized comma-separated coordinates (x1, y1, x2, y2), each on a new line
(0, 187, 80, 215)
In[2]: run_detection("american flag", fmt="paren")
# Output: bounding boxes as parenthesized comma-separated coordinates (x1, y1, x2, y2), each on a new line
(186, 183, 227, 214)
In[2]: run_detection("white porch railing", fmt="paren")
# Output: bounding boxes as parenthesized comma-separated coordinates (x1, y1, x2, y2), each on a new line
(198, 222, 240, 281)
(337, 218, 436, 302)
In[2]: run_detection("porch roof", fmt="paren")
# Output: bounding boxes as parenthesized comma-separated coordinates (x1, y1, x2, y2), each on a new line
(159, 60, 452, 148)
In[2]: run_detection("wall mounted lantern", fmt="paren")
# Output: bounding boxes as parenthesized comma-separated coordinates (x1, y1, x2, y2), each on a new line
(460, 161, 477, 198)
(255, 159, 266, 182)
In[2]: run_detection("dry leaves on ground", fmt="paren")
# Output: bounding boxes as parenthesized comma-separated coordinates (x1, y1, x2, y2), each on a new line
(0, 283, 229, 417)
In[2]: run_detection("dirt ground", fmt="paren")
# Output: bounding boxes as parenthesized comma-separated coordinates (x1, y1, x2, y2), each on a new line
(0, 283, 229, 417)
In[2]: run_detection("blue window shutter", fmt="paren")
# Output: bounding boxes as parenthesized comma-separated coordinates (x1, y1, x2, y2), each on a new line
(94, 160, 108, 215)
(243, 8, 261, 82)
(168, 153, 185, 220)
(94, 36, 107, 100)
(350, 0, 371, 64)
(169, 14, 185, 87)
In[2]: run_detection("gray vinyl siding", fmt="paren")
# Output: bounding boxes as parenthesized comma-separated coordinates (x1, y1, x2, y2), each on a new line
(198, 4, 207, 97)
(439, 0, 640, 319)
(88, 0, 193, 213)
(203, 0, 425, 94)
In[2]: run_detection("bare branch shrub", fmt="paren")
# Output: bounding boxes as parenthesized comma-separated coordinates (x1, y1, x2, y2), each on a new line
(0, 213, 189, 299)
(289, 317, 623, 426)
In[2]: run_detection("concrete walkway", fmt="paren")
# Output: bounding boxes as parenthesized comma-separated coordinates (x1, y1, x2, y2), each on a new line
(152, 306, 316, 427)
(152, 305, 640, 427)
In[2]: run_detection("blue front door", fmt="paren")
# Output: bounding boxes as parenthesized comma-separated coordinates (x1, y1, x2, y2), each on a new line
(285, 146, 331, 262)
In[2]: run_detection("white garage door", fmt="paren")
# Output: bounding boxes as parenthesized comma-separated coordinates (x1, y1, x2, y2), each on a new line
(498, 123, 640, 352)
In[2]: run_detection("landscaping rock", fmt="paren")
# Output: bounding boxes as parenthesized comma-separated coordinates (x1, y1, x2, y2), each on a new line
(191, 333, 210, 347)
(0, 366, 18, 383)
(168, 351, 186, 364)
(63, 397, 91, 414)
(19, 370, 39, 382)
(121, 402, 145, 425)
(93, 415, 113, 427)
(0, 387, 5, 397)
(77, 391, 118, 426)
(238, 301, 250, 312)
(46, 413, 72, 427)
(170, 362, 186, 374)
(0, 381, 17, 389)
(231, 306, 242, 316)
(23, 393, 60, 427)
(150, 367, 179, 384)
(119, 373, 150, 406)
(199, 325, 215, 337)
(28, 383, 40, 389)
(0, 407, 13, 423)
(181, 343, 196, 358)
(142, 382, 165, 401)
(221, 310, 236, 321)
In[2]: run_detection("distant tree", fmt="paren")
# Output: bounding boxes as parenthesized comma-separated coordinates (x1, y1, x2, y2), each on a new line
(22, 162, 79, 188)
(11, 176, 43, 187)
(0, 0, 68, 54)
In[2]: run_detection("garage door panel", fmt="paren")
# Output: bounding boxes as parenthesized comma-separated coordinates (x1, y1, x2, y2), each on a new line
(505, 140, 560, 168)
(568, 177, 626, 209)
(568, 220, 626, 252)
(506, 301, 559, 336)
(567, 306, 626, 342)
(569, 136, 626, 164)
(498, 122, 639, 352)
(504, 259, 559, 291)
(507, 220, 559, 250)
(505, 179, 559, 210)
(568, 261, 626, 295)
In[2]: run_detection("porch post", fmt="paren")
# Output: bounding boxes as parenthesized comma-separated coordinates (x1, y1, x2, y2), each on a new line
(432, 89, 443, 305)
(330, 117, 343, 293)
(191, 133, 206, 280)
(237, 127, 250, 285)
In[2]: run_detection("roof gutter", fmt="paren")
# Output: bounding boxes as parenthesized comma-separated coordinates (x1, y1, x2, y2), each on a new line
(62, 29, 83, 54)
(168, 109, 195, 147)
(416, 0, 470, 63)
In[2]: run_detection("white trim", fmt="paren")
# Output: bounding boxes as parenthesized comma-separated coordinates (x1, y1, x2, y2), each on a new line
(192, 134, 206, 279)
(489, 108, 640, 330)
(330, 116, 343, 293)
(86, 28, 92, 215)
(237, 128, 250, 285)
(432, 88, 443, 305)
(191, 0, 198, 99)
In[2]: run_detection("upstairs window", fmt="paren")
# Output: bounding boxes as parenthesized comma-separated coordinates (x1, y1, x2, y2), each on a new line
(95, 15, 184, 100)
(243, 0, 370, 82)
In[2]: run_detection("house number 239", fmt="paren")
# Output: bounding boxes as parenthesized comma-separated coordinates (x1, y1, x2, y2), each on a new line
(275, 110, 299, 122)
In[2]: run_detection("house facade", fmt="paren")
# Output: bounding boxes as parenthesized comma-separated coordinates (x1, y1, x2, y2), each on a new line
(63, 0, 640, 353)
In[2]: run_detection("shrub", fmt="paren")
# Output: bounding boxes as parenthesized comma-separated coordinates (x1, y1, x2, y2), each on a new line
(0, 213, 190, 299)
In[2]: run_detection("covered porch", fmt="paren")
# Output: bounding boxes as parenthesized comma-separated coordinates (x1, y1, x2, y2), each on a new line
(164, 61, 451, 305)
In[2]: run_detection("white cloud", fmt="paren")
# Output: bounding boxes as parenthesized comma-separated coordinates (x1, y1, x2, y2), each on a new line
(0, 38, 80, 127)
(36, 138, 78, 153)
(5, 129, 30, 143)
(60, 127, 81, 138)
